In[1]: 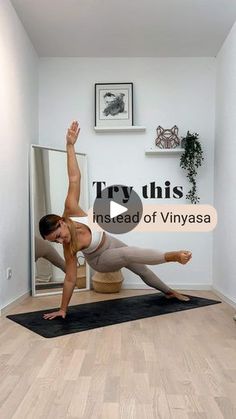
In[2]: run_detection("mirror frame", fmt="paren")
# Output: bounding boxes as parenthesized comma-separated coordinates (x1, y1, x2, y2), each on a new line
(30, 144, 90, 297)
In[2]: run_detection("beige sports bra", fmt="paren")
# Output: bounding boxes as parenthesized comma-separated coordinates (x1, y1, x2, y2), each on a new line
(70, 216, 103, 254)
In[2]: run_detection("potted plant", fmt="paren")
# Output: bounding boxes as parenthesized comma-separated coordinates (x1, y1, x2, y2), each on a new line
(180, 131, 204, 204)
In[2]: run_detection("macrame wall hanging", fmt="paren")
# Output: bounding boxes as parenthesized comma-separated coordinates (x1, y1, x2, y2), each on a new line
(155, 125, 180, 149)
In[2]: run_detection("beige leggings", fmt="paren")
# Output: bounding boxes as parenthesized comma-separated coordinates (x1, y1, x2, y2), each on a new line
(35, 237, 66, 273)
(84, 234, 171, 294)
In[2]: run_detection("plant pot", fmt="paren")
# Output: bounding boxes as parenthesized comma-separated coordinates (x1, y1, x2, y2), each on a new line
(92, 271, 124, 293)
(76, 265, 86, 289)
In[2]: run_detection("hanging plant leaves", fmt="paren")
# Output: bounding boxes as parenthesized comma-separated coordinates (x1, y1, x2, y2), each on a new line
(180, 131, 204, 204)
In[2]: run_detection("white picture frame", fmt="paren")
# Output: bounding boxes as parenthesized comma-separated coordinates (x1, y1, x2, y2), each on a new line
(95, 82, 133, 127)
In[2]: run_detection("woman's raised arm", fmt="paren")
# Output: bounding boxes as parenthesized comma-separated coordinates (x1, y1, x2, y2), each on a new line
(63, 121, 86, 216)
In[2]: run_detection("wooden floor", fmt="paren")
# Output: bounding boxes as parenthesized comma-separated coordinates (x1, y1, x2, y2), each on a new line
(1, 289, 236, 419)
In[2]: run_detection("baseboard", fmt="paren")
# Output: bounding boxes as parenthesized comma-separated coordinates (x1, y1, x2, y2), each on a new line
(122, 283, 212, 290)
(211, 287, 236, 309)
(0, 291, 30, 316)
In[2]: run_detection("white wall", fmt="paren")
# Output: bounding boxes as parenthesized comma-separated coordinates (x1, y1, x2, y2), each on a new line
(213, 22, 236, 302)
(39, 58, 216, 289)
(0, 0, 38, 309)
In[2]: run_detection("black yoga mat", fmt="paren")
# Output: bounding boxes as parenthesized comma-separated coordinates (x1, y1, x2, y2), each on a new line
(7, 294, 221, 338)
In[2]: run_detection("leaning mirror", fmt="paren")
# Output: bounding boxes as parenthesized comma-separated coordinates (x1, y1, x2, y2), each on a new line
(30, 145, 89, 296)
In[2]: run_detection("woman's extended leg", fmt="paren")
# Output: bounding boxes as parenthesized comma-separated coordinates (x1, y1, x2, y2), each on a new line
(125, 262, 170, 293)
(35, 237, 66, 272)
(96, 244, 191, 272)
(86, 235, 191, 301)
(125, 262, 189, 301)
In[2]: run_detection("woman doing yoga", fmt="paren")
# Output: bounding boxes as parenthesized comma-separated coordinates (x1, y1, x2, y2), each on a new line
(40, 121, 192, 320)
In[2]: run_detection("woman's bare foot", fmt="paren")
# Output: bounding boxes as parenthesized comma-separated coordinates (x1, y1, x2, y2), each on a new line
(176, 251, 192, 264)
(165, 251, 192, 265)
(165, 290, 190, 302)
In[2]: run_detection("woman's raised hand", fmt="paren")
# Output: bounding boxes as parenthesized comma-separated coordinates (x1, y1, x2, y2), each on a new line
(66, 121, 80, 145)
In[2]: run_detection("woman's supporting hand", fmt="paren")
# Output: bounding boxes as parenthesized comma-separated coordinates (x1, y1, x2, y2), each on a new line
(66, 121, 80, 145)
(43, 309, 66, 320)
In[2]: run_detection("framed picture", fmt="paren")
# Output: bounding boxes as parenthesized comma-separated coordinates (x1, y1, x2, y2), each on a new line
(95, 83, 133, 127)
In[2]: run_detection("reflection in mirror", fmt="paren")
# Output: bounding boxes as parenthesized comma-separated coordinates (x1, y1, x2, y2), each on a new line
(30, 145, 89, 296)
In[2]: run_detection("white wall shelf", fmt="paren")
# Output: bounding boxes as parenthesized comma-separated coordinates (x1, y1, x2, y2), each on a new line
(94, 126, 146, 133)
(145, 147, 185, 155)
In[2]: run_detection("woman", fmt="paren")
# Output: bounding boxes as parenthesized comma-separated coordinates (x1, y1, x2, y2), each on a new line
(40, 121, 192, 320)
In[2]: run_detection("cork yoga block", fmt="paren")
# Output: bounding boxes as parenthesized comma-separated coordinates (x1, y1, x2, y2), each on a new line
(92, 271, 124, 293)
